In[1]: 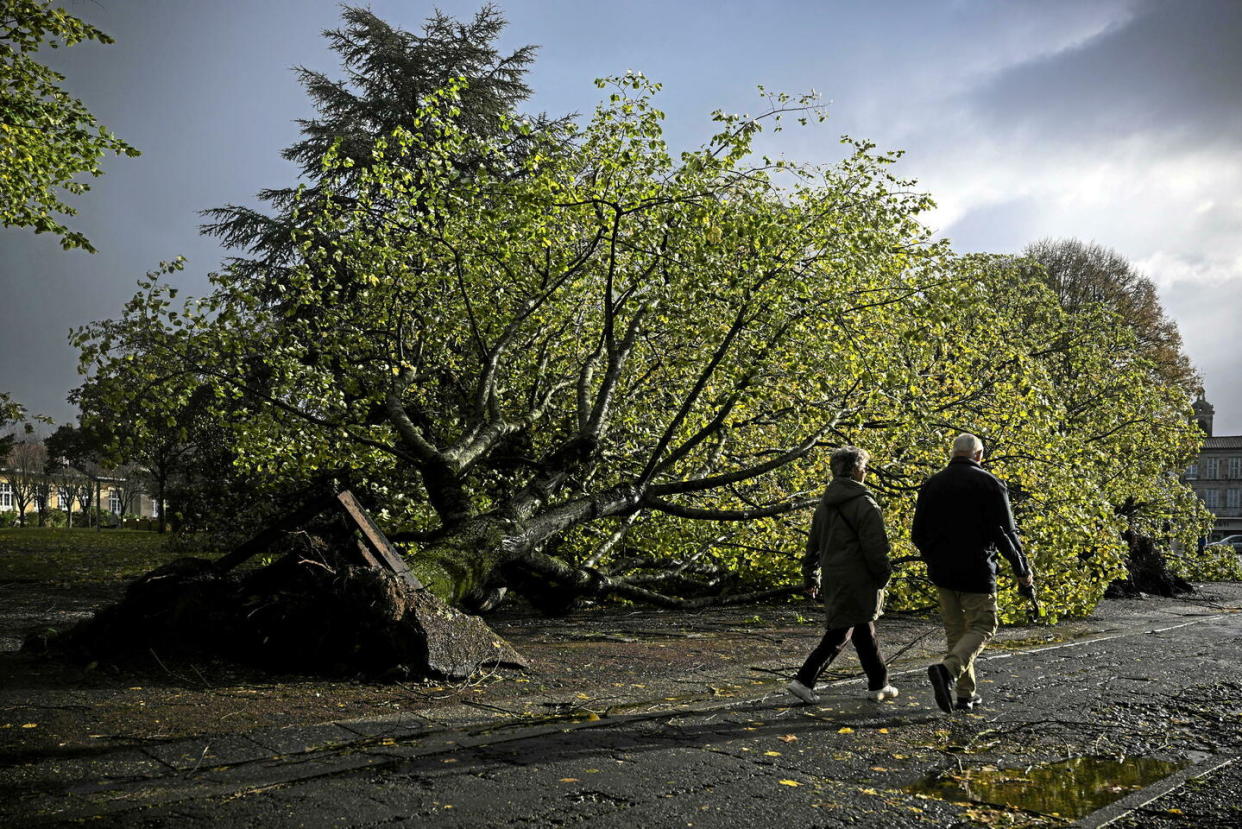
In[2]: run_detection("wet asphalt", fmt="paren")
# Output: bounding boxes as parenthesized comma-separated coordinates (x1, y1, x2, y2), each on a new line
(3, 584, 1241, 828)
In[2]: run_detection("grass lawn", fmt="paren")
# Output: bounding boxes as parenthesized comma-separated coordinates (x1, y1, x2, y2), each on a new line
(0, 527, 207, 587)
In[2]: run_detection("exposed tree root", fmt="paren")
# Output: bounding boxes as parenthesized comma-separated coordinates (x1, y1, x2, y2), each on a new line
(29, 542, 526, 680)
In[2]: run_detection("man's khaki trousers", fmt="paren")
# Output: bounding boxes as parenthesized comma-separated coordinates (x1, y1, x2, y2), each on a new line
(936, 587, 999, 698)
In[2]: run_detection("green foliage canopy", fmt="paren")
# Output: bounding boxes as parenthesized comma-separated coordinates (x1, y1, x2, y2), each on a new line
(75, 75, 1226, 618)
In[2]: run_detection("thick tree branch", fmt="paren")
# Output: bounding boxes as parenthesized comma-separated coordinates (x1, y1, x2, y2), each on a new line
(649, 426, 830, 496)
(636, 299, 753, 484)
(643, 495, 817, 521)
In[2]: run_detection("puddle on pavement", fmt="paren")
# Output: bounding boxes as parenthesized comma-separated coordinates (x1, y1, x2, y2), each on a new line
(906, 755, 1188, 820)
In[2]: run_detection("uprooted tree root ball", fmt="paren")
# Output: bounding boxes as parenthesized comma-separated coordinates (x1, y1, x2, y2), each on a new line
(27, 549, 527, 680)
(1105, 531, 1194, 599)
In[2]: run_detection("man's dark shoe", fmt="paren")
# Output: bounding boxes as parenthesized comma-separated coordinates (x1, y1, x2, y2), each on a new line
(786, 679, 820, 705)
(927, 663, 954, 713)
(954, 693, 983, 712)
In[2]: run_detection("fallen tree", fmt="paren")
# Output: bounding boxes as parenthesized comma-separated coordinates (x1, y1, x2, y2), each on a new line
(65, 11, 1227, 670)
(72, 70, 1227, 645)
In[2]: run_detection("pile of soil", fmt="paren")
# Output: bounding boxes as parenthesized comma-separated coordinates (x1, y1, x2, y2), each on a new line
(28, 550, 526, 680)
(1106, 531, 1193, 599)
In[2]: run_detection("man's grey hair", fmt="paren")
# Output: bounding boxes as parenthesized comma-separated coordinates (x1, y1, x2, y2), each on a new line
(952, 433, 983, 457)
(830, 446, 870, 479)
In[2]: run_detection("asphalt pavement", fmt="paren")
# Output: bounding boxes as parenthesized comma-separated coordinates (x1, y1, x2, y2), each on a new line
(3, 584, 1241, 828)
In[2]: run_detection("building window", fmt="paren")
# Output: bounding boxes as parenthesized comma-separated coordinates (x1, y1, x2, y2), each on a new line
(1204, 489, 1221, 509)
(57, 488, 71, 510)
(1229, 489, 1241, 513)
(1205, 458, 1220, 480)
(109, 490, 122, 515)
(0, 482, 11, 510)
(1186, 464, 1199, 480)
(1231, 457, 1242, 480)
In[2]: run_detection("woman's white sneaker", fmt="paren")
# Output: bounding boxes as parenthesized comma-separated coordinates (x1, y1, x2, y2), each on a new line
(869, 685, 899, 702)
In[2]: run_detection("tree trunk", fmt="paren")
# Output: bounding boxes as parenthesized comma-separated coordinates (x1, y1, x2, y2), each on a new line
(403, 504, 792, 616)
(156, 474, 167, 534)
(403, 519, 515, 606)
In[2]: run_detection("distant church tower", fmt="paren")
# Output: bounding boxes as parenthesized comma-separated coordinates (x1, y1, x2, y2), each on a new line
(1193, 393, 1215, 436)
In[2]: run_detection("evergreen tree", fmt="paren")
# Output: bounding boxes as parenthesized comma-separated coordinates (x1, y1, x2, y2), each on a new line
(201, 4, 540, 290)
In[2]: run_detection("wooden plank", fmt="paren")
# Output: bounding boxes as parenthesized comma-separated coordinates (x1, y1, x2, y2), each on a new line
(335, 490, 424, 590)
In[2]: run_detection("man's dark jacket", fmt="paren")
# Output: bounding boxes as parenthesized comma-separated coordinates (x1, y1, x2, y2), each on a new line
(911, 457, 1030, 593)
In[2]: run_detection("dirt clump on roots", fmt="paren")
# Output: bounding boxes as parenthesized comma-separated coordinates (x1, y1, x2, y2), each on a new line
(1106, 530, 1194, 599)
(27, 540, 526, 681)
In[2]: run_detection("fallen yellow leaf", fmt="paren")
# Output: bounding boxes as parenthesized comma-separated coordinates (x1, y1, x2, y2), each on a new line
(21, 723, 37, 729)
(878, 728, 889, 734)
(778, 734, 798, 743)
(779, 779, 801, 787)
(560, 778, 579, 783)
(764, 751, 781, 757)
(837, 727, 854, 734)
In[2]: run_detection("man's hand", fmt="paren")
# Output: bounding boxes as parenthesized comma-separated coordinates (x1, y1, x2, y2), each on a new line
(803, 585, 819, 601)
(1018, 572, 1034, 588)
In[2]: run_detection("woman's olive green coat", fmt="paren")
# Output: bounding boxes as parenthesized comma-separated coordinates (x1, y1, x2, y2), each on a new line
(801, 477, 892, 629)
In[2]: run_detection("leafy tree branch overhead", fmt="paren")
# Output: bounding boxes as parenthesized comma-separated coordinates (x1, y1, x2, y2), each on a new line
(0, 0, 139, 251)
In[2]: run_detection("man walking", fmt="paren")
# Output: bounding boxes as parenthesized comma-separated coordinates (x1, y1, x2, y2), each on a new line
(912, 433, 1034, 713)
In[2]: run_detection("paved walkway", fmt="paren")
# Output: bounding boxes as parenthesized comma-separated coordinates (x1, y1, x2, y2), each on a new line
(3, 585, 1241, 827)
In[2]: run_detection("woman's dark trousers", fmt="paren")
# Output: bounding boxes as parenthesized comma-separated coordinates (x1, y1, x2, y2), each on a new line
(794, 621, 888, 691)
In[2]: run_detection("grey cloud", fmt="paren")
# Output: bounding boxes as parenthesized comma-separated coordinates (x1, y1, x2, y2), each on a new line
(967, 0, 1242, 142)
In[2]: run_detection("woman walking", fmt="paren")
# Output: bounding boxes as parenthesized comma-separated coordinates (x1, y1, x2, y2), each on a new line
(787, 446, 897, 704)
